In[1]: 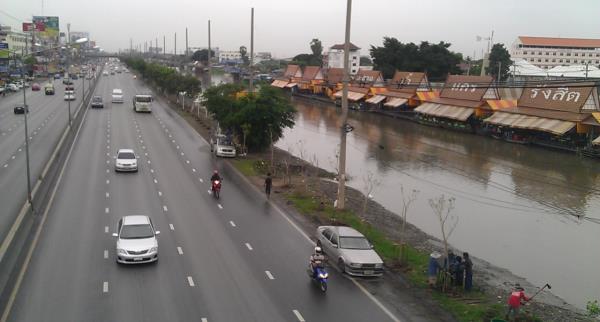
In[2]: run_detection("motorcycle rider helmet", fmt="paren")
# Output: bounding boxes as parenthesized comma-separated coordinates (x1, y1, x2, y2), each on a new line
(314, 246, 323, 254)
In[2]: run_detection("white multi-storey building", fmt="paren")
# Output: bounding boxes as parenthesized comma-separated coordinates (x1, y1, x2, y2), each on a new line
(1, 26, 32, 56)
(511, 36, 600, 70)
(325, 42, 360, 75)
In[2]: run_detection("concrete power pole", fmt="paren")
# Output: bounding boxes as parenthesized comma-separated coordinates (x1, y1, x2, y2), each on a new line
(185, 27, 188, 56)
(208, 19, 212, 88)
(174, 32, 177, 55)
(155, 38, 158, 55)
(163, 36, 166, 56)
(249, 7, 254, 93)
(336, 0, 352, 210)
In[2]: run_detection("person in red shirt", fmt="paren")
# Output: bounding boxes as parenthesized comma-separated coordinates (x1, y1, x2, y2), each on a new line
(506, 284, 529, 321)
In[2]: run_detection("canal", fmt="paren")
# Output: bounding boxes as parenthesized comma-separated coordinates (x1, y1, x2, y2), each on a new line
(276, 97, 600, 309)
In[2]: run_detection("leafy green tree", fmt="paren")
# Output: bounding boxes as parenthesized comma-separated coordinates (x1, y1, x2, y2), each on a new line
(370, 37, 462, 80)
(360, 56, 372, 66)
(203, 84, 296, 151)
(122, 57, 201, 96)
(239, 46, 249, 65)
(292, 38, 323, 67)
(192, 49, 215, 63)
(488, 43, 511, 81)
(310, 38, 322, 60)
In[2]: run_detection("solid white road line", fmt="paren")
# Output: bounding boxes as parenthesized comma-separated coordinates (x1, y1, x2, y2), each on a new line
(163, 205, 168, 212)
(169, 224, 174, 231)
(105, 226, 109, 233)
(245, 243, 253, 251)
(265, 271, 275, 280)
(348, 277, 402, 322)
(177, 247, 183, 255)
(103, 282, 109, 293)
(104, 250, 108, 259)
(229, 221, 236, 227)
(292, 310, 305, 322)
(187, 276, 195, 287)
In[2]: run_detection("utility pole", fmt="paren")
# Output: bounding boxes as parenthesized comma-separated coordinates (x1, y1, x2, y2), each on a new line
(130, 38, 132, 55)
(163, 36, 166, 56)
(185, 27, 188, 56)
(208, 19, 212, 88)
(249, 7, 254, 93)
(336, 0, 352, 210)
(174, 32, 177, 55)
(497, 61, 502, 82)
(22, 74, 33, 211)
(155, 38, 158, 55)
(585, 62, 589, 79)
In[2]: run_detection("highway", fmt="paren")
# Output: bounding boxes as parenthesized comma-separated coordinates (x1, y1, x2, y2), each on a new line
(5, 70, 399, 321)
(0, 78, 87, 241)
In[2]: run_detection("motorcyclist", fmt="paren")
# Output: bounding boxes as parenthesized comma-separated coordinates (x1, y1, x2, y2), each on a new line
(309, 246, 326, 278)
(210, 170, 222, 183)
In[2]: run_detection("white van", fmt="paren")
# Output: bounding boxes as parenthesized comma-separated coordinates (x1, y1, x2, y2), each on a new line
(112, 89, 124, 103)
(133, 94, 152, 113)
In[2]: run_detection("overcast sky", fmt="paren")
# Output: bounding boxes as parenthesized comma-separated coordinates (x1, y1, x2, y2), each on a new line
(3, 0, 600, 59)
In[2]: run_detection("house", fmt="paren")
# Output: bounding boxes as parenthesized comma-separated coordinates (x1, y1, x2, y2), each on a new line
(483, 82, 600, 149)
(414, 75, 497, 132)
(325, 42, 361, 75)
(298, 66, 324, 93)
(367, 71, 431, 110)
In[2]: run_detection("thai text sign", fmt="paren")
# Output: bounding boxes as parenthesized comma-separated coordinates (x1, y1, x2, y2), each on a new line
(518, 83, 594, 113)
(440, 75, 493, 101)
(388, 71, 425, 93)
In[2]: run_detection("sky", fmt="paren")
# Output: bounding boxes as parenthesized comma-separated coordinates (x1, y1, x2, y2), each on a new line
(3, 0, 600, 59)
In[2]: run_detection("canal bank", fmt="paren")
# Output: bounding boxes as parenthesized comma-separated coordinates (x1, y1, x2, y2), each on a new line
(276, 96, 600, 311)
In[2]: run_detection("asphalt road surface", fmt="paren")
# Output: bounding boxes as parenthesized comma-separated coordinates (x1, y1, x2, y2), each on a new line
(0, 78, 87, 241)
(6, 71, 400, 322)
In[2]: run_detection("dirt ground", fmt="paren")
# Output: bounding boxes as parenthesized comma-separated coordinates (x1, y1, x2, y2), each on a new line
(152, 81, 591, 322)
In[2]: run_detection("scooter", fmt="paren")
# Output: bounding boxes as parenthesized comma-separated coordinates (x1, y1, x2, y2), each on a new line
(307, 264, 328, 293)
(211, 180, 221, 199)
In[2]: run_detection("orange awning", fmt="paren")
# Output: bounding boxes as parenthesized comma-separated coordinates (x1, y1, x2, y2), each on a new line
(414, 102, 474, 121)
(285, 82, 298, 88)
(486, 99, 518, 110)
(366, 95, 386, 104)
(484, 112, 575, 135)
(417, 91, 439, 101)
(334, 91, 366, 101)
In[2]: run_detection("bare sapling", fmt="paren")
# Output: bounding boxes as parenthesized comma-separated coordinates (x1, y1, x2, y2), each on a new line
(361, 171, 380, 217)
(399, 185, 419, 264)
(429, 195, 458, 292)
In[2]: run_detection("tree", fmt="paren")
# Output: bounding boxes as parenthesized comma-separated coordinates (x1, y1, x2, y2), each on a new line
(488, 43, 511, 81)
(239, 46, 249, 65)
(360, 56, 372, 66)
(361, 171, 380, 216)
(370, 37, 462, 80)
(399, 186, 419, 264)
(203, 84, 296, 151)
(192, 49, 215, 63)
(310, 38, 323, 60)
(429, 195, 458, 291)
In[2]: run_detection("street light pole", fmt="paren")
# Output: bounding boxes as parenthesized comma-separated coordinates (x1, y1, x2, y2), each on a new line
(249, 7, 254, 93)
(208, 19, 212, 88)
(22, 79, 33, 211)
(336, 0, 352, 210)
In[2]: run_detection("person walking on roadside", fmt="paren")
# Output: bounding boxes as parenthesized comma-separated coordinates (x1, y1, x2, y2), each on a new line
(463, 252, 473, 291)
(506, 284, 529, 321)
(454, 256, 464, 288)
(264, 172, 272, 198)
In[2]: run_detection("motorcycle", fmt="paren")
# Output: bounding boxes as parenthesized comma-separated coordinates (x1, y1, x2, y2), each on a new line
(211, 180, 221, 199)
(307, 264, 328, 293)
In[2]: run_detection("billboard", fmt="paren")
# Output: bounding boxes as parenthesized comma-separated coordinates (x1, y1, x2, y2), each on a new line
(0, 42, 9, 59)
(32, 16, 59, 38)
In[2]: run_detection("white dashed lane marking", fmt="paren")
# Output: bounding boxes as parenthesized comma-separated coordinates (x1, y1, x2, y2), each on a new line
(103, 282, 109, 293)
(292, 310, 305, 322)
(105, 226, 109, 233)
(245, 243, 253, 251)
(163, 205, 168, 212)
(104, 250, 108, 259)
(153, 179, 158, 184)
(105, 207, 109, 214)
(229, 221, 236, 227)
(158, 191, 162, 196)
(265, 271, 275, 280)
(187, 276, 195, 287)
(177, 247, 183, 255)
(199, 178, 204, 183)
(218, 204, 223, 210)
(106, 192, 109, 198)
(169, 224, 174, 231)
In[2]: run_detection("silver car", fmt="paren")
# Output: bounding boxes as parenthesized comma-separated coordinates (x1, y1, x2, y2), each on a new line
(316, 226, 384, 277)
(115, 149, 138, 172)
(113, 215, 160, 264)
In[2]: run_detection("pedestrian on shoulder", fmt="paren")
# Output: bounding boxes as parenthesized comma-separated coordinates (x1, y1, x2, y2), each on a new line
(506, 284, 529, 321)
(264, 172, 272, 198)
(463, 252, 473, 291)
(454, 256, 464, 287)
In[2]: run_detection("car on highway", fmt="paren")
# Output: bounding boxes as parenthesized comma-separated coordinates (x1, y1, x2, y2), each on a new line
(6, 83, 19, 92)
(110, 70, 115, 75)
(63, 79, 73, 86)
(112, 89, 124, 103)
(91, 96, 104, 108)
(102, 71, 109, 76)
(31, 83, 41, 91)
(44, 83, 55, 95)
(71, 74, 79, 80)
(13, 105, 29, 114)
(54, 73, 61, 79)
(112, 215, 159, 264)
(65, 84, 75, 91)
(115, 148, 138, 172)
(64, 91, 76, 101)
(210, 134, 236, 158)
(316, 226, 384, 277)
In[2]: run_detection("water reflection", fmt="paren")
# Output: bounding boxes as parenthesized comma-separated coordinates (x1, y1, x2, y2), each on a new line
(277, 97, 600, 308)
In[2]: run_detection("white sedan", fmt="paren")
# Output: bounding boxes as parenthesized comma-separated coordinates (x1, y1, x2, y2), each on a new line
(115, 149, 138, 172)
(64, 91, 76, 101)
(113, 215, 159, 264)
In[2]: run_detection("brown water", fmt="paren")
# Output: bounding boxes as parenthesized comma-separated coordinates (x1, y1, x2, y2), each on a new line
(276, 97, 600, 309)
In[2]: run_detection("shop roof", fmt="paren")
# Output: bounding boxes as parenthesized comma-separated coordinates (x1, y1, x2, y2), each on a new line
(330, 42, 361, 51)
(387, 71, 428, 94)
(325, 68, 344, 84)
(517, 82, 596, 113)
(439, 75, 494, 101)
(283, 64, 302, 78)
(518, 36, 600, 48)
(301, 66, 323, 81)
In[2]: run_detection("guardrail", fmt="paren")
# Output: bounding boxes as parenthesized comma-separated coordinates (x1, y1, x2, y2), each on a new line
(0, 71, 102, 314)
